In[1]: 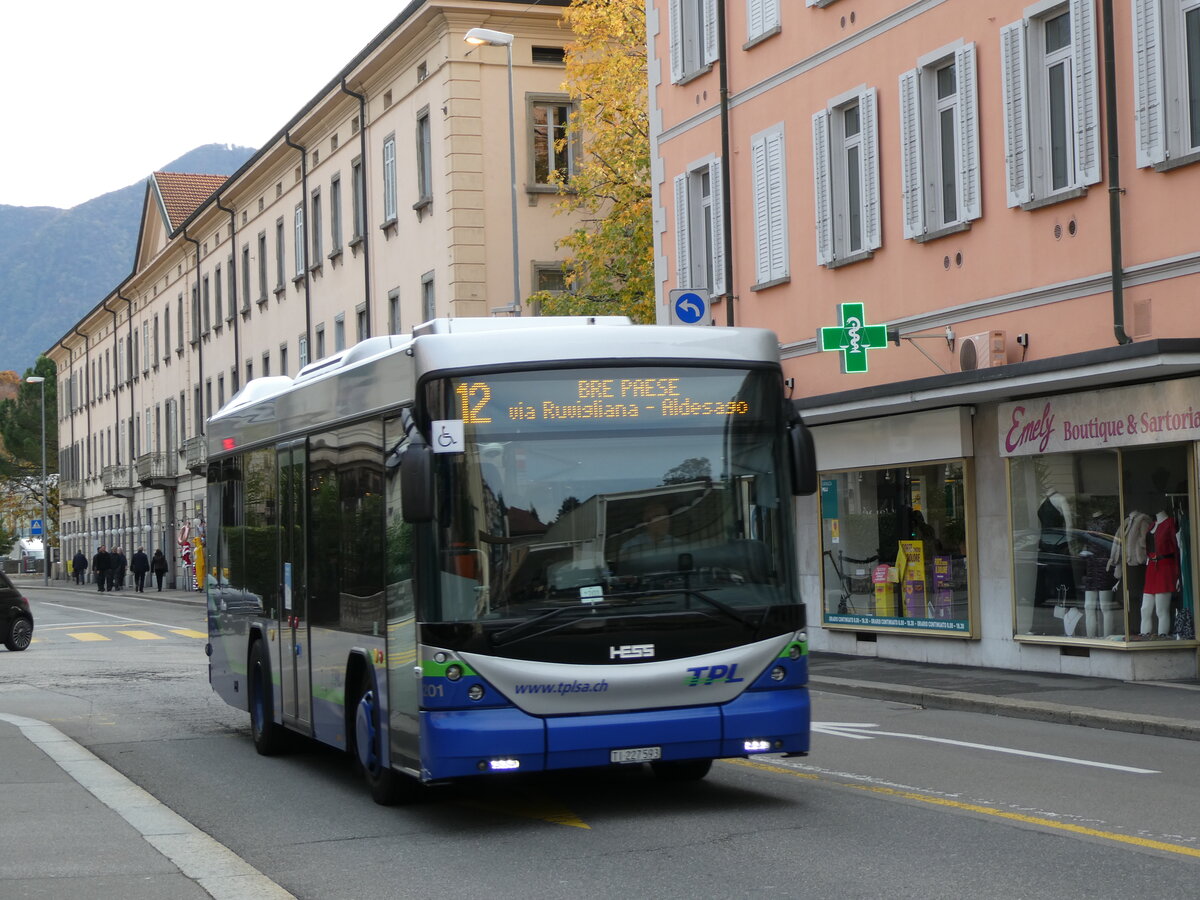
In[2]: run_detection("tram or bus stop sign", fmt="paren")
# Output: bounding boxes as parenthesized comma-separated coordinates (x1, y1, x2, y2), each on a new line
(669, 289, 709, 325)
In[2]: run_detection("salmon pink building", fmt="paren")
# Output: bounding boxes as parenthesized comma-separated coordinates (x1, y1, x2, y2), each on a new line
(649, 0, 1199, 678)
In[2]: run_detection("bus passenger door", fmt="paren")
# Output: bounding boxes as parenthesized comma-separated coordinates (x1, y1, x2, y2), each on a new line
(278, 441, 311, 731)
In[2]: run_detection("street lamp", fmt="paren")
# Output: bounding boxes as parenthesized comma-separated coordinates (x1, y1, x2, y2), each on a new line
(464, 26, 522, 316)
(25, 376, 48, 586)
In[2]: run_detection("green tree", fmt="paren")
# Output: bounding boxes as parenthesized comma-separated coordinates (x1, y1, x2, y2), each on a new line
(528, 0, 654, 321)
(0, 357, 59, 552)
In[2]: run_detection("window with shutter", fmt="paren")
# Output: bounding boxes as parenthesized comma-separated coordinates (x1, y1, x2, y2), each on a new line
(669, 0, 719, 84)
(1134, 0, 1200, 170)
(812, 88, 879, 267)
(751, 125, 788, 285)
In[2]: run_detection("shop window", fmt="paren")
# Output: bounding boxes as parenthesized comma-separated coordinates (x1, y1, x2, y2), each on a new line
(820, 461, 971, 634)
(1009, 445, 1194, 642)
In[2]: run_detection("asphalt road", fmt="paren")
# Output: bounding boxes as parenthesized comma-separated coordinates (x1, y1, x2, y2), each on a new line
(5, 586, 1198, 899)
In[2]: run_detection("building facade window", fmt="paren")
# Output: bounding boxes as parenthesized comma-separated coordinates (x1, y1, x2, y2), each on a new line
(899, 42, 981, 239)
(294, 204, 306, 277)
(330, 174, 343, 253)
(672, 158, 726, 294)
(382, 135, 397, 224)
(176, 295, 184, 350)
(813, 87, 881, 266)
(275, 218, 286, 290)
(1133, 0, 1200, 168)
(352, 158, 366, 240)
(820, 460, 972, 635)
(750, 123, 789, 286)
(388, 289, 400, 334)
(191, 286, 200, 343)
(257, 232, 268, 301)
(334, 314, 346, 352)
(421, 271, 436, 321)
(747, 0, 780, 44)
(416, 109, 432, 205)
(316, 325, 326, 360)
(202, 275, 211, 333)
(529, 97, 577, 185)
(1001, 0, 1100, 207)
(668, 0, 719, 84)
(227, 256, 236, 320)
(310, 188, 323, 264)
(298, 334, 309, 370)
(214, 265, 223, 324)
(355, 304, 368, 343)
(279, 343, 289, 376)
(262, 351, 270, 377)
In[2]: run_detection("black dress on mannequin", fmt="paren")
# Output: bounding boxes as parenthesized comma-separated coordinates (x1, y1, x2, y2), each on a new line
(1033, 492, 1075, 633)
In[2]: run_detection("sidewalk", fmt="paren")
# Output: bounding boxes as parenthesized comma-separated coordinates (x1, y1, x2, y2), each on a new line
(809, 652, 1200, 742)
(21, 575, 207, 608)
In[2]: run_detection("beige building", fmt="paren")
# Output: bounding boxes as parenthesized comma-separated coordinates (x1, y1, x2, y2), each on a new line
(650, 0, 1200, 678)
(48, 0, 580, 587)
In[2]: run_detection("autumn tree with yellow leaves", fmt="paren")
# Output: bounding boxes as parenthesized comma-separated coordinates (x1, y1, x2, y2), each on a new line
(530, 0, 654, 322)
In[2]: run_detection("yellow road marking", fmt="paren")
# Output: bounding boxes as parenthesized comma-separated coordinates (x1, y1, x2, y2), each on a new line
(170, 629, 208, 639)
(722, 758, 1200, 859)
(455, 795, 591, 829)
(118, 630, 165, 640)
(68, 632, 111, 642)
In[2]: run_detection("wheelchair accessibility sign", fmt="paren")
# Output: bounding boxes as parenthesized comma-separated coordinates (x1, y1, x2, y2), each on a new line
(431, 420, 464, 453)
(669, 289, 709, 325)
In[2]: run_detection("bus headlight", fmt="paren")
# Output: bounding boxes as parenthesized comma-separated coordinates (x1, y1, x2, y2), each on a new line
(770, 665, 787, 681)
(446, 664, 463, 682)
(743, 740, 770, 752)
(467, 684, 485, 701)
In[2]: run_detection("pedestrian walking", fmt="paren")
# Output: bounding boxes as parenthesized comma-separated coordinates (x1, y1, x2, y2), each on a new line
(92, 546, 111, 592)
(130, 548, 150, 593)
(112, 548, 128, 591)
(151, 549, 168, 591)
(72, 551, 88, 585)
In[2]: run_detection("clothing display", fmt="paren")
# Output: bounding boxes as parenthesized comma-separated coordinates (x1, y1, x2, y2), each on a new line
(1143, 514, 1180, 594)
(1109, 510, 1152, 569)
(1034, 492, 1074, 607)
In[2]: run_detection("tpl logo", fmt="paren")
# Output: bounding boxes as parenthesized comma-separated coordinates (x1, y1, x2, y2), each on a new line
(685, 664, 744, 686)
(610, 643, 655, 659)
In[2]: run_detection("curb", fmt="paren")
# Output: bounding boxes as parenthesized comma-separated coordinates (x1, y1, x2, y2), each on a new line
(809, 675, 1200, 743)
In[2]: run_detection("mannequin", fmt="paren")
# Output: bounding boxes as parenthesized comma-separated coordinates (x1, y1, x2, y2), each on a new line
(1140, 510, 1180, 637)
(1080, 519, 1118, 637)
(1033, 489, 1075, 634)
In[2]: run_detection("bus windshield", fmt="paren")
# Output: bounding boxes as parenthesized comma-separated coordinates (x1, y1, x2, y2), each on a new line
(425, 366, 793, 624)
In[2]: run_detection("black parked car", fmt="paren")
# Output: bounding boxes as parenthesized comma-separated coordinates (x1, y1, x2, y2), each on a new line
(0, 570, 34, 651)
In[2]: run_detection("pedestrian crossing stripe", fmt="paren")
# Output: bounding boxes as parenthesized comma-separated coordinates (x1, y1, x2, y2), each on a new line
(171, 629, 208, 639)
(118, 630, 164, 640)
(58, 628, 208, 642)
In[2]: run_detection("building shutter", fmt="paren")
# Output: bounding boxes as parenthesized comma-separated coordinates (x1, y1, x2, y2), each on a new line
(674, 173, 691, 289)
(703, 0, 720, 65)
(812, 110, 833, 266)
(765, 129, 788, 281)
(708, 157, 726, 295)
(1000, 21, 1032, 207)
(669, 0, 683, 84)
(860, 88, 881, 252)
(956, 42, 982, 222)
(1071, 0, 1102, 186)
(1132, 0, 1165, 168)
(898, 68, 925, 239)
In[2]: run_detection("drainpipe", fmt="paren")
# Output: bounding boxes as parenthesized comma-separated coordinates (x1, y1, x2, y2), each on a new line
(284, 131, 314, 354)
(716, 0, 734, 327)
(182, 230, 205, 434)
(215, 195, 241, 387)
(1102, 0, 1132, 344)
(340, 77, 372, 338)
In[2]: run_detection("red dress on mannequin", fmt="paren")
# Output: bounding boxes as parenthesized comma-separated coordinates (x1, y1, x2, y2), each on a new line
(1143, 516, 1180, 594)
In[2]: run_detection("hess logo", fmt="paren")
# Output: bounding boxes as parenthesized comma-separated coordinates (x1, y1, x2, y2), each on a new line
(610, 643, 655, 659)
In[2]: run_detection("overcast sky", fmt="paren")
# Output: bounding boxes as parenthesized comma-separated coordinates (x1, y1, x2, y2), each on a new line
(0, 1, 409, 209)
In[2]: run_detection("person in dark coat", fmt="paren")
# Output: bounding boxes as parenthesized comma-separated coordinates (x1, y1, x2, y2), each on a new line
(72, 551, 88, 585)
(112, 548, 128, 591)
(151, 549, 169, 591)
(130, 548, 150, 593)
(92, 546, 111, 592)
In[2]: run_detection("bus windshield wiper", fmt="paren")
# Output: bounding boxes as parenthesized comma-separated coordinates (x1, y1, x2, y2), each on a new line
(491, 604, 605, 647)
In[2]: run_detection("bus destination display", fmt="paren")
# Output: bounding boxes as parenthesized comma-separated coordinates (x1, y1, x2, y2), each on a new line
(452, 371, 761, 429)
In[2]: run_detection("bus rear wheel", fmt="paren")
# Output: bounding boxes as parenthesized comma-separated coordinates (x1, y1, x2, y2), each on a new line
(352, 675, 422, 806)
(650, 758, 713, 782)
(249, 640, 286, 756)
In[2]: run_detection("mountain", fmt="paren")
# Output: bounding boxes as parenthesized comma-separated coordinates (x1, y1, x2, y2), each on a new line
(0, 144, 256, 374)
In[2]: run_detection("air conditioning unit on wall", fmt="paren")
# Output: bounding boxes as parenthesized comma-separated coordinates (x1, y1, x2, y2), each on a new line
(958, 331, 1007, 371)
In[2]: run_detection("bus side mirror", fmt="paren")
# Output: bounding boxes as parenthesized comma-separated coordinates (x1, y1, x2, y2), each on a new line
(400, 443, 434, 522)
(788, 422, 817, 496)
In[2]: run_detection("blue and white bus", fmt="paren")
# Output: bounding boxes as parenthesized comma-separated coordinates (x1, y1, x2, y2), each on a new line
(205, 316, 816, 803)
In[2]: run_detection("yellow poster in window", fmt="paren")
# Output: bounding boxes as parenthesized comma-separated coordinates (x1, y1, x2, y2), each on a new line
(897, 540, 927, 618)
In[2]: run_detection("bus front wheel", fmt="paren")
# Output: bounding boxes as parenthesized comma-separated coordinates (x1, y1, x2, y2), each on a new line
(351, 675, 421, 806)
(249, 640, 286, 756)
(650, 758, 713, 782)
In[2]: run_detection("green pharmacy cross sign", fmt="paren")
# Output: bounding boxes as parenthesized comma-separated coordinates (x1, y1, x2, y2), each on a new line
(819, 302, 889, 373)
